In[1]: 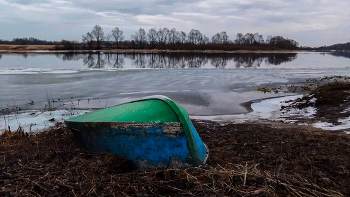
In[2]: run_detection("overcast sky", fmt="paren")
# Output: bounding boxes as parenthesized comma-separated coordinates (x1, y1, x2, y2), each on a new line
(0, 0, 349, 47)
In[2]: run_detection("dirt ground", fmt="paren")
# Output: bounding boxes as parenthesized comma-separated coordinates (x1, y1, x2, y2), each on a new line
(1, 81, 350, 196)
(1, 121, 349, 196)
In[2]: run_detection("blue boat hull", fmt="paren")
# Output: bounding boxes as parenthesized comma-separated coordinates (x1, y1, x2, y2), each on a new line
(69, 121, 208, 168)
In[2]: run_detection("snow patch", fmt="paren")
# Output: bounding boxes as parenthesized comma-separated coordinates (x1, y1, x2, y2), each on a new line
(193, 95, 350, 131)
(313, 117, 350, 131)
(0, 110, 90, 135)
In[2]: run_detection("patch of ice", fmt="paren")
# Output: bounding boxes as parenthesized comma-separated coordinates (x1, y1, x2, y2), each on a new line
(0, 68, 79, 74)
(313, 117, 350, 131)
(191, 114, 249, 123)
(41, 70, 79, 74)
(310, 98, 317, 103)
(281, 106, 317, 117)
(119, 91, 164, 95)
(192, 95, 318, 126)
(249, 95, 314, 119)
(0, 69, 38, 75)
(0, 110, 90, 135)
(342, 107, 350, 114)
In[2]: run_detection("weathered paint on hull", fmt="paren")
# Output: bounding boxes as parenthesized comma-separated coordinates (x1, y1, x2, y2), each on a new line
(68, 121, 208, 168)
(65, 96, 209, 168)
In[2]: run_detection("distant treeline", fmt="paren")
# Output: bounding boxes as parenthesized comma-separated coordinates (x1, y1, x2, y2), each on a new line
(1, 25, 300, 51)
(75, 25, 299, 50)
(314, 42, 350, 51)
(0, 37, 59, 45)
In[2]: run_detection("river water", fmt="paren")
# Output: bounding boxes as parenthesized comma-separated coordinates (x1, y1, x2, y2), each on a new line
(0, 52, 349, 116)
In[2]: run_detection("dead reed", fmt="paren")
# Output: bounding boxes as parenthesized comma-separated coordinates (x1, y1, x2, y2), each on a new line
(1, 121, 349, 196)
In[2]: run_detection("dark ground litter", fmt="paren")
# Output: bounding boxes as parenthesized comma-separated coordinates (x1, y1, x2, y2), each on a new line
(1, 121, 350, 196)
(282, 81, 350, 125)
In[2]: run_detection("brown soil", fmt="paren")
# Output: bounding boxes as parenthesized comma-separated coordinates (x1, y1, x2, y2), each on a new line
(1, 122, 349, 196)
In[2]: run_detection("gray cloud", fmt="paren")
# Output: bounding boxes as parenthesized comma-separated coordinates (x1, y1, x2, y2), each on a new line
(0, 0, 349, 46)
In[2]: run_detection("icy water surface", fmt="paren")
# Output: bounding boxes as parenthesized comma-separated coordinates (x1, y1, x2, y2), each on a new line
(0, 52, 349, 116)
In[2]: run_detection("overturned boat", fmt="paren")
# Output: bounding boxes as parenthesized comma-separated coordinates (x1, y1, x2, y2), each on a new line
(65, 96, 208, 168)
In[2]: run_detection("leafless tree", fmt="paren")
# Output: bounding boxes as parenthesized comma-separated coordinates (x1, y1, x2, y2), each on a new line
(105, 33, 113, 48)
(169, 28, 179, 44)
(91, 25, 105, 49)
(266, 35, 272, 44)
(156, 28, 170, 45)
(111, 27, 124, 48)
(235, 33, 244, 45)
(244, 33, 255, 45)
(188, 29, 202, 44)
(131, 28, 147, 48)
(200, 35, 210, 45)
(220, 31, 229, 44)
(179, 31, 187, 44)
(259, 35, 264, 44)
(82, 32, 94, 48)
(147, 28, 158, 48)
(211, 33, 221, 44)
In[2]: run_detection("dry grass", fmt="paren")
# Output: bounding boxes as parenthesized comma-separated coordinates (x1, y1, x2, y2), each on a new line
(1, 121, 349, 196)
(0, 45, 56, 51)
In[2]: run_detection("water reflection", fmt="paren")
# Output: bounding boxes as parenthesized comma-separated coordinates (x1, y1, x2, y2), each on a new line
(57, 53, 125, 68)
(329, 52, 350, 59)
(57, 52, 297, 69)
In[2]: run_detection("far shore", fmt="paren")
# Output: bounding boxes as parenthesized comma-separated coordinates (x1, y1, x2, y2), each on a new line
(0, 44, 303, 54)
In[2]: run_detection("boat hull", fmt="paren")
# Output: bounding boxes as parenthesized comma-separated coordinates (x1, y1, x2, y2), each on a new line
(65, 96, 208, 168)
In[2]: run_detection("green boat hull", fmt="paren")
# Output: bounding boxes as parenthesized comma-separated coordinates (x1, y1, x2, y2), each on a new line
(65, 96, 208, 168)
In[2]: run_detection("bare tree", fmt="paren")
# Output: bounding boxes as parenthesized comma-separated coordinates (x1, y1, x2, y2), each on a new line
(244, 33, 255, 45)
(235, 33, 244, 45)
(259, 35, 264, 44)
(179, 31, 187, 44)
(266, 35, 272, 45)
(156, 28, 170, 45)
(253, 33, 260, 45)
(220, 31, 229, 44)
(211, 33, 221, 44)
(111, 27, 124, 48)
(105, 33, 113, 48)
(147, 28, 158, 48)
(82, 32, 94, 49)
(91, 25, 105, 49)
(200, 35, 210, 45)
(188, 29, 202, 44)
(131, 28, 147, 48)
(169, 28, 179, 45)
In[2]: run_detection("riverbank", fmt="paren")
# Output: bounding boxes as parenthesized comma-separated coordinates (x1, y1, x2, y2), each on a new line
(1, 121, 349, 196)
(0, 44, 300, 54)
